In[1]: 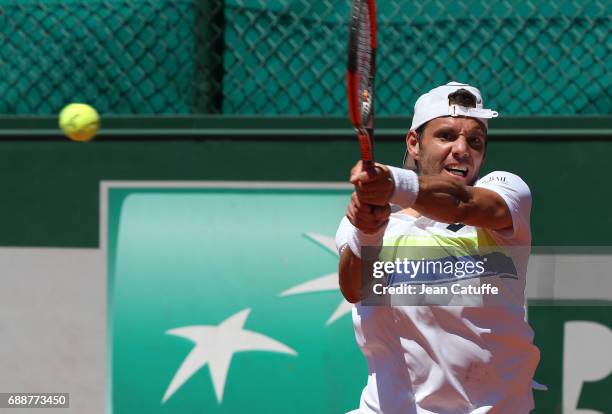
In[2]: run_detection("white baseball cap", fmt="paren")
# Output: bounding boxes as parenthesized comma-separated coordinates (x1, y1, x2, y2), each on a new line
(404, 81, 498, 169)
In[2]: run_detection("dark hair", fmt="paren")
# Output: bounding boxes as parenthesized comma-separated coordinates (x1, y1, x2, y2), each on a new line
(447, 88, 477, 107)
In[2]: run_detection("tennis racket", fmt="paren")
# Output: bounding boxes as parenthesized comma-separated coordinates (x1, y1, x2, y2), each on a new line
(347, 0, 377, 172)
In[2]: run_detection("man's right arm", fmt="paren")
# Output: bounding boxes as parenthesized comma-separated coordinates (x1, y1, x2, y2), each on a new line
(336, 192, 390, 304)
(338, 245, 363, 304)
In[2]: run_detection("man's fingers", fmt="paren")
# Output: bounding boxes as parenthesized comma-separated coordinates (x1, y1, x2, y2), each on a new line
(357, 193, 387, 207)
(350, 191, 362, 209)
(374, 204, 392, 220)
(347, 192, 391, 233)
(354, 180, 394, 207)
(350, 170, 387, 185)
(353, 205, 377, 222)
(350, 162, 390, 184)
(356, 179, 394, 195)
(349, 161, 364, 182)
(350, 171, 368, 185)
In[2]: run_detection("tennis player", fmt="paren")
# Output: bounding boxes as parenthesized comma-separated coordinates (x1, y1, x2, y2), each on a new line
(336, 82, 541, 413)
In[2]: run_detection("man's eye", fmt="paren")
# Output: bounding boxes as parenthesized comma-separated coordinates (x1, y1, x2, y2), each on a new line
(439, 132, 452, 140)
(469, 137, 484, 147)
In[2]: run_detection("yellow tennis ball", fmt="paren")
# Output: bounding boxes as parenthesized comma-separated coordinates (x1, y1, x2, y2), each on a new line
(59, 103, 100, 141)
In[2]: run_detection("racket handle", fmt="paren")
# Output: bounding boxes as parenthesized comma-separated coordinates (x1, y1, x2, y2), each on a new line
(362, 159, 375, 170)
(362, 160, 376, 178)
(357, 130, 375, 176)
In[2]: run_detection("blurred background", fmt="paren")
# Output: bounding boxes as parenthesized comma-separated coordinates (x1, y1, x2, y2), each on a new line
(0, 1, 610, 413)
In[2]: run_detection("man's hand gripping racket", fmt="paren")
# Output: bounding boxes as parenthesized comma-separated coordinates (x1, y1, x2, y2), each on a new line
(347, 0, 394, 210)
(346, 0, 393, 237)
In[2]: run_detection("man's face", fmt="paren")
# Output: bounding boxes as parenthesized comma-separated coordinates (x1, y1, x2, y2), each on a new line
(406, 116, 486, 185)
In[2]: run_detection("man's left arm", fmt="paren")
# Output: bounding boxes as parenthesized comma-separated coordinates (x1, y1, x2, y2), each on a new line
(351, 162, 521, 232)
(412, 175, 513, 230)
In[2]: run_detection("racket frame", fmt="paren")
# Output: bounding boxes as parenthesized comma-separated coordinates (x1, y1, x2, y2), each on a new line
(346, 0, 377, 169)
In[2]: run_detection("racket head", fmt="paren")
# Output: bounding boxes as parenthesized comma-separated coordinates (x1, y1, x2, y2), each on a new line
(347, 0, 377, 165)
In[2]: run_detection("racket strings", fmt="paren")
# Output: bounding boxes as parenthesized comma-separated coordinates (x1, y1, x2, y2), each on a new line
(356, 4, 373, 124)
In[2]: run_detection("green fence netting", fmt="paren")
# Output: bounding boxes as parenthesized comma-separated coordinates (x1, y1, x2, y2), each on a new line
(0, 0, 609, 116)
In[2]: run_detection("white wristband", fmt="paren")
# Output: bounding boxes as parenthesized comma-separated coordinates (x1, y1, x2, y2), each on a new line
(346, 222, 385, 259)
(388, 166, 419, 208)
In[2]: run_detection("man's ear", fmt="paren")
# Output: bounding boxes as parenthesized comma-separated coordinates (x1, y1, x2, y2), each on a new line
(406, 130, 420, 161)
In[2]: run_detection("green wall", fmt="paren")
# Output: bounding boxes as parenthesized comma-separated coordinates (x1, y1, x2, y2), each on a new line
(0, 137, 609, 247)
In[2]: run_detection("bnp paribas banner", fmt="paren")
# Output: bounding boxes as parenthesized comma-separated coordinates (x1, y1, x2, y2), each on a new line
(104, 182, 611, 414)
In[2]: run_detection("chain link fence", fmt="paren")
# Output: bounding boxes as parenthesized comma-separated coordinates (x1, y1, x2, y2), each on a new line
(0, 0, 610, 116)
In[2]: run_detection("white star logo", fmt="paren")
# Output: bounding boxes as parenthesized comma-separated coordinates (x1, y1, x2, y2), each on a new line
(279, 233, 353, 326)
(162, 308, 297, 404)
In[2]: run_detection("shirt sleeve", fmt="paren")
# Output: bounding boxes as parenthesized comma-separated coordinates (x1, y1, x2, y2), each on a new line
(335, 216, 354, 254)
(475, 171, 532, 243)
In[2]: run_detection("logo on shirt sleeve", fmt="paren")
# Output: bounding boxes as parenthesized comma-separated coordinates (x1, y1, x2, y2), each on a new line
(479, 175, 507, 185)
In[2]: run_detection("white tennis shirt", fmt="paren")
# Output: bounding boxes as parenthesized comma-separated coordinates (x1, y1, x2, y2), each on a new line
(336, 171, 540, 414)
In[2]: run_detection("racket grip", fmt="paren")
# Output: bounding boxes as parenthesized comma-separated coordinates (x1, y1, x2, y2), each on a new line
(357, 131, 375, 175)
(362, 159, 375, 172)
(358, 132, 374, 161)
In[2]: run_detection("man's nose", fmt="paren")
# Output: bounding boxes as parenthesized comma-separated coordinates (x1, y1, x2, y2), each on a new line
(452, 136, 469, 159)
